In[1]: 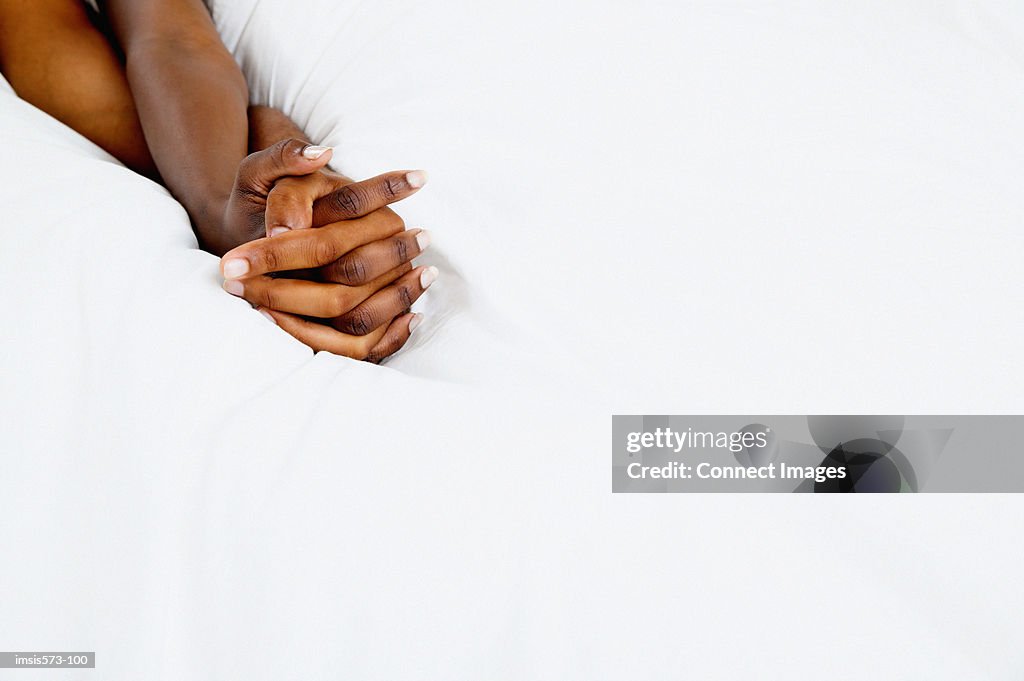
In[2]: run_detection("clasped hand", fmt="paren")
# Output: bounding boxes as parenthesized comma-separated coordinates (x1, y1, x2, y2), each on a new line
(217, 139, 437, 363)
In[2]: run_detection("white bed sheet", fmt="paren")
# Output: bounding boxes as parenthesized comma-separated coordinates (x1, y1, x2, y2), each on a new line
(1, 1, 1023, 678)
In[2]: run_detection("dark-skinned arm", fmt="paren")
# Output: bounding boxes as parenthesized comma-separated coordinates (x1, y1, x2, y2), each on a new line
(100, 0, 248, 254)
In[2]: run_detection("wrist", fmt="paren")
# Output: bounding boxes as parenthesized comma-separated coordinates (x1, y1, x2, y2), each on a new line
(192, 193, 254, 256)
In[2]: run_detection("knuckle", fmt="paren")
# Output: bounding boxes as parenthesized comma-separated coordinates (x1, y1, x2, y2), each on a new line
(258, 247, 279, 273)
(362, 343, 383, 363)
(260, 286, 279, 311)
(342, 306, 374, 336)
(329, 186, 365, 217)
(364, 341, 394, 364)
(271, 177, 300, 199)
(398, 283, 414, 309)
(275, 138, 303, 166)
(393, 235, 409, 264)
(237, 153, 256, 178)
(382, 175, 403, 199)
(368, 332, 404, 364)
(312, 238, 337, 267)
(266, 205, 296, 232)
(270, 139, 290, 167)
(338, 255, 368, 285)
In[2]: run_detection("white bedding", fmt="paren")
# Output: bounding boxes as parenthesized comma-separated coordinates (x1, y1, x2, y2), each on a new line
(2, 1, 1023, 678)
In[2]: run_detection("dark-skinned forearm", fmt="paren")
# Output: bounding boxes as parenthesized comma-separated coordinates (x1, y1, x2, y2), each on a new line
(103, 0, 248, 250)
(248, 105, 309, 152)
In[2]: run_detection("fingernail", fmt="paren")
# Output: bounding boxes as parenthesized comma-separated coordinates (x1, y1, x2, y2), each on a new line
(415, 229, 431, 252)
(269, 226, 290, 237)
(222, 258, 249, 279)
(302, 145, 332, 160)
(420, 265, 439, 289)
(222, 279, 244, 297)
(258, 308, 277, 326)
(409, 313, 423, 333)
(406, 170, 428, 188)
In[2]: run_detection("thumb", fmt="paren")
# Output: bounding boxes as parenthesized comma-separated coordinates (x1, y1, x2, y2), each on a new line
(234, 138, 333, 197)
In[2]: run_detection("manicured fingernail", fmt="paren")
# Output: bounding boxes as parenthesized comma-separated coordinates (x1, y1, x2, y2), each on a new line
(420, 265, 439, 289)
(406, 170, 428, 188)
(269, 226, 290, 237)
(222, 258, 249, 279)
(409, 313, 423, 333)
(258, 308, 277, 326)
(222, 279, 244, 297)
(415, 229, 431, 252)
(303, 145, 332, 160)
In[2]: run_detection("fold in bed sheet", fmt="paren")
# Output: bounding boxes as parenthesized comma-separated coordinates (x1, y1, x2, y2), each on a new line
(3, 1, 1024, 679)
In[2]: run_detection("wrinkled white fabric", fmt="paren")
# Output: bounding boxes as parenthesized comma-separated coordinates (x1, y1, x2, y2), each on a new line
(2, 1, 1023, 678)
